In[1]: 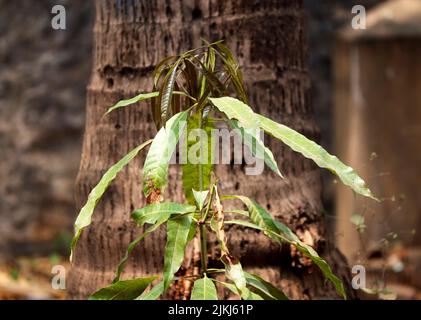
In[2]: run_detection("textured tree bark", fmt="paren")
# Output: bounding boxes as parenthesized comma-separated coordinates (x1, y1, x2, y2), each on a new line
(69, 0, 356, 299)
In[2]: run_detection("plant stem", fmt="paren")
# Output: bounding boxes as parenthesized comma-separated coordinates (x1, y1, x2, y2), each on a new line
(198, 109, 207, 274)
(199, 223, 207, 274)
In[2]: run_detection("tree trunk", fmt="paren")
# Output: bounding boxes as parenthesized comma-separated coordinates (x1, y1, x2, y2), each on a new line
(69, 0, 356, 299)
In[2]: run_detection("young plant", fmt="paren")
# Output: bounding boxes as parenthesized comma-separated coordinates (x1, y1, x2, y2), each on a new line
(71, 40, 377, 300)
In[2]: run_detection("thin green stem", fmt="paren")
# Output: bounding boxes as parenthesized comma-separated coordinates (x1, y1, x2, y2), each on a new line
(198, 109, 207, 274)
(199, 223, 207, 275)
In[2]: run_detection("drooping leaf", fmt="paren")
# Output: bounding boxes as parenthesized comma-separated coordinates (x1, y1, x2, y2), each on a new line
(113, 214, 172, 283)
(182, 59, 199, 98)
(89, 276, 156, 300)
(192, 190, 209, 211)
(143, 111, 189, 202)
(214, 43, 248, 103)
(224, 220, 265, 231)
(70, 140, 152, 261)
(131, 203, 196, 227)
(181, 114, 214, 204)
(105, 92, 159, 115)
(193, 55, 226, 96)
(244, 272, 288, 300)
(229, 120, 283, 178)
(256, 113, 377, 201)
(136, 281, 164, 300)
(153, 55, 177, 87)
(191, 275, 218, 300)
(160, 62, 180, 123)
(209, 97, 259, 130)
(163, 214, 193, 291)
(228, 196, 346, 299)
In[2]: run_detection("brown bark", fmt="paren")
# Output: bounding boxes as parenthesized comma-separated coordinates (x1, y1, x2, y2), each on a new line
(69, 0, 355, 299)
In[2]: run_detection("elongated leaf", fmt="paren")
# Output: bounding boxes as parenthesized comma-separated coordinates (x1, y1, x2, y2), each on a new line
(163, 214, 193, 291)
(230, 196, 346, 299)
(181, 59, 199, 99)
(131, 203, 196, 227)
(224, 220, 265, 231)
(209, 97, 259, 130)
(153, 55, 177, 87)
(191, 275, 218, 300)
(143, 111, 189, 202)
(181, 114, 214, 204)
(71, 140, 152, 261)
(256, 113, 377, 201)
(105, 92, 159, 115)
(244, 272, 288, 300)
(89, 276, 156, 300)
(229, 120, 283, 178)
(136, 281, 164, 300)
(187, 219, 198, 243)
(214, 43, 248, 103)
(113, 214, 171, 283)
(160, 62, 180, 123)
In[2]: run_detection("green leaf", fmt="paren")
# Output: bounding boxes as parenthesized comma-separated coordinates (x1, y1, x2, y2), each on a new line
(181, 114, 214, 204)
(244, 272, 288, 300)
(224, 220, 265, 231)
(136, 281, 164, 300)
(105, 92, 159, 115)
(163, 214, 193, 291)
(229, 120, 283, 178)
(89, 276, 156, 300)
(230, 196, 346, 299)
(209, 97, 259, 130)
(113, 214, 171, 283)
(131, 203, 196, 227)
(143, 111, 189, 201)
(70, 140, 152, 261)
(192, 190, 209, 211)
(191, 275, 218, 300)
(256, 113, 377, 201)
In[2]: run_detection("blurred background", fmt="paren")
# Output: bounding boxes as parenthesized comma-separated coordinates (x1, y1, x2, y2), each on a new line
(0, 0, 419, 299)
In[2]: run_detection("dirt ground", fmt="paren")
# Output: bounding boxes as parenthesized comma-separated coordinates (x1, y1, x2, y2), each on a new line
(0, 256, 68, 300)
